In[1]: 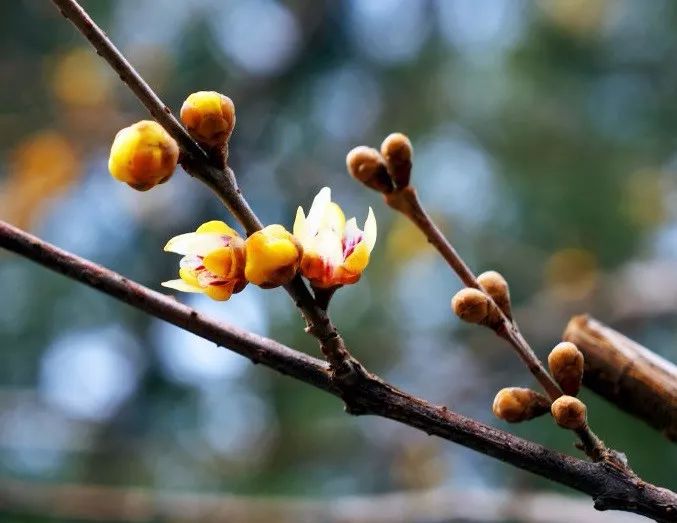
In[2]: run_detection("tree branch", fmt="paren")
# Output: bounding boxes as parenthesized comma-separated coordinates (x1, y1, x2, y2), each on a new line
(564, 315, 677, 442)
(2, 221, 677, 521)
(49, 0, 362, 382)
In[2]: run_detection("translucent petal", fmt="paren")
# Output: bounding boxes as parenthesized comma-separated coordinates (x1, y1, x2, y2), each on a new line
(161, 279, 204, 293)
(164, 232, 226, 256)
(293, 207, 307, 239)
(320, 202, 346, 235)
(363, 207, 377, 252)
(305, 187, 331, 233)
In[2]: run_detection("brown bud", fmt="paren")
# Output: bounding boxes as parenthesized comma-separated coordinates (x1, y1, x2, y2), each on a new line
(451, 288, 489, 324)
(548, 342, 584, 396)
(551, 395, 587, 430)
(492, 387, 550, 423)
(346, 146, 393, 193)
(381, 132, 413, 188)
(477, 270, 512, 320)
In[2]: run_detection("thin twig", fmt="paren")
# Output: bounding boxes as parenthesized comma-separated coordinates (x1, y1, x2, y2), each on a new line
(1, 220, 676, 521)
(50, 0, 361, 381)
(384, 186, 608, 461)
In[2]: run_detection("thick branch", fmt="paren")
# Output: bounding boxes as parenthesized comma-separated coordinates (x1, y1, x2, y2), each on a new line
(2, 221, 676, 520)
(564, 315, 677, 442)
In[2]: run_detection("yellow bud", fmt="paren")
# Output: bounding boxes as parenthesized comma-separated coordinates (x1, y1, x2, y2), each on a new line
(180, 91, 236, 148)
(245, 224, 302, 288)
(108, 121, 179, 191)
(548, 342, 584, 396)
(451, 288, 489, 324)
(551, 395, 587, 430)
(477, 270, 512, 320)
(381, 132, 413, 188)
(492, 387, 550, 423)
(346, 146, 393, 193)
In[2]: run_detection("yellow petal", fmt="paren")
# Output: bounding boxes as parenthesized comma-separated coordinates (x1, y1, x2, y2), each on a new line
(204, 283, 235, 301)
(161, 279, 204, 293)
(196, 220, 239, 237)
(164, 232, 225, 256)
(245, 225, 301, 286)
(363, 207, 377, 252)
(179, 267, 200, 287)
(343, 241, 370, 274)
(320, 202, 346, 235)
(203, 247, 234, 278)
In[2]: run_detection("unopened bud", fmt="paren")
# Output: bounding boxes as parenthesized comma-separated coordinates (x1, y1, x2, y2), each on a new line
(245, 224, 302, 288)
(548, 342, 584, 396)
(346, 146, 393, 193)
(180, 91, 236, 148)
(381, 132, 413, 188)
(492, 387, 550, 423)
(451, 288, 489, 324)
(477, 270, 512, 320)
(108, 120, 179, 191)
(551, 395, 587, 430)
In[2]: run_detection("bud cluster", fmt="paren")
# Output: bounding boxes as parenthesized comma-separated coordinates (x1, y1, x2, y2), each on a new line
(450, 270, 512, 329)
(346, 133, 414, 193)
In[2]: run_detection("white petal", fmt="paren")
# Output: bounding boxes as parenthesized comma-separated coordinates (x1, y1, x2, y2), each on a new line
(343, 217, 360, 243)
(161, 279, 204, 293)
(293, 206, 307, 239)
(305, 187, 331, 233)
(164, 232, 226, 256)
(363, 207, 377, 252)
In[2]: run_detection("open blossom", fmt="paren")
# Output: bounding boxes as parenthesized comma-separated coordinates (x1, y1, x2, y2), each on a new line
(162, 220, 246, 301)
(293, 187, 377, 288)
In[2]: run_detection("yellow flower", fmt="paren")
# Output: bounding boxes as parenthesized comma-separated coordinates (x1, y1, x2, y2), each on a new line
(180, 91, 236, 148)
(162, 220, 247, 301)
(293, 187, 377, 288)
(245, 225, 302, 288)
(108, 120, 179, 191)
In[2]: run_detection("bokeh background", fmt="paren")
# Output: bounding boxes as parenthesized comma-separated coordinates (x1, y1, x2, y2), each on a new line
(1, 1, 676, 521)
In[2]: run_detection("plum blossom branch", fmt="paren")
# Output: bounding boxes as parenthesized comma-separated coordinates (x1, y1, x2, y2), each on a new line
(1, 219, 676, 521)
(50, 0, 361, 380)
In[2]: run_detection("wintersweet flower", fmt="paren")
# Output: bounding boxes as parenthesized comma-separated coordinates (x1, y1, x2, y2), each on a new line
(108, 120, 179, 191)
(293, 187, 377, 289)
(245, 225, 302, 288)
(180, 91, 236, 148)
(162, 220, 247, 301)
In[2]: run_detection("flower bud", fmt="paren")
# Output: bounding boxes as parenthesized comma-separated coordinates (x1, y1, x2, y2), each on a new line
(108, 120, 179, 191)
(245, 224, 303, 288)
(180, 91, 236, 148)
(548, 342, 584, 396)
(477, 270, 512, 320)
(551, 395, 587, 430)
(346, 146, 393, 193)
(381, 132, 413, 188)
(492, 387, 550, 423)
(451, 288, 490, 324)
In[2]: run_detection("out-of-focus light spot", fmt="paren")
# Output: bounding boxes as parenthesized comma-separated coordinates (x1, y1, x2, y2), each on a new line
(51, 47, 113, 108)
(621, 169, 666, 229)
(416, 128, 498, 226)
(0, 263, 32, 334)
(209, 0, 300, 76)
(113, 0, 194, 49)
(544, 247, 598, 301)
(437, 0, 525, 58)
(390, 440, 445, 489)
(38, 160, 137, 259)
(39, 326, 144, 422)
(386, 215, 436, 267)
(198, 383, 273, 459)
(311, 66, 381, 142)
(0, 402, 79, 475)
(348, 0, 429, 64)
(1, 131, 80, 230)
(538, 0, 608, 37)
(153, 288, 267, 387)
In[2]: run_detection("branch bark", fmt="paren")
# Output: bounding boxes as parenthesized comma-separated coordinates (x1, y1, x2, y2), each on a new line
(563, 315, 677, 442)
(2, 221, 677, 521)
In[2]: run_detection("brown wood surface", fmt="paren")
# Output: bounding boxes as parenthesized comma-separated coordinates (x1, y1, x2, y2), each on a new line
(564, 315, 677, 441)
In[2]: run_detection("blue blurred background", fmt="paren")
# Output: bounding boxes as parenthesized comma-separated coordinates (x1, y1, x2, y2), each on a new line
(1, 1, 676, 521)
